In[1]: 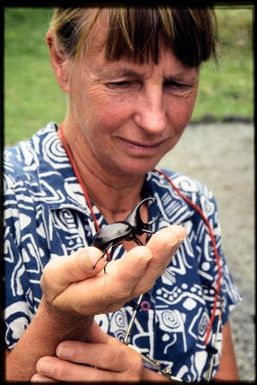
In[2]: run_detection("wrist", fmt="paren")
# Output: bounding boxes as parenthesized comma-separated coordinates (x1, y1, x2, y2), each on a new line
(5, 298, 94, 382)
(37, 296, 93, 340)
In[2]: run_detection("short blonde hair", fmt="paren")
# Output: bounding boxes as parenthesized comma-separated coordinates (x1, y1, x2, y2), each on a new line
(49, 6, 218, 67)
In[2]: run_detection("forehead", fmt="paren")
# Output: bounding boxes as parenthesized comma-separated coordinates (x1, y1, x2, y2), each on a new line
(83, 10, 110, 54)
(80, 8, 167, 66)
(55, 7, 216, 68)
(82, 47, 199, 85)
(77, 8, 199, 77)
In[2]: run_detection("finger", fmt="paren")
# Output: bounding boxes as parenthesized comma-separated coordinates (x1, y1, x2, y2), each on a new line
(41, 247, 105, 300)
(36, 356, 92, 381)
(36, 354, 142, 382)
(31, 373, 57, 382)
(147, 225, 186, 263)
(53, 245, 153, 315)
(104, 246, 153, 299)
(56, 340, 141, 373)
(134, 225, 187, 293)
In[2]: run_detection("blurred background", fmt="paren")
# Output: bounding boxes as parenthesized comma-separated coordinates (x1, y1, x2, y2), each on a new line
(4, 6, 255, 382)
(4, 7, 253, 144)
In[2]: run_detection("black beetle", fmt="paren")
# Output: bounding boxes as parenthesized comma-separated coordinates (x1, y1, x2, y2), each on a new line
(92, 197, 159, 266)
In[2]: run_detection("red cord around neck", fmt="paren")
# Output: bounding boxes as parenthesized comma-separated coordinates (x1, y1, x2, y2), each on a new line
(58, 125, 100, 232)
(154, 168, 222, 346)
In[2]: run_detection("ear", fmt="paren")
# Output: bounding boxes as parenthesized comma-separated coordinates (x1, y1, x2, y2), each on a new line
(46, 30, 72, 92)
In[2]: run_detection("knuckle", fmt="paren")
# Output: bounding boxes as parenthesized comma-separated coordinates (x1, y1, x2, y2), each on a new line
(107, 286, 132, 306)
(109, 346, 123, 368)
(51, 359, 71, 380)
(40, 261, 59, 293)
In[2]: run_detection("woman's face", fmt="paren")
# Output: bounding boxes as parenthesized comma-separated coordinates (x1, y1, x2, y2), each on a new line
(64, 29, 199, 178)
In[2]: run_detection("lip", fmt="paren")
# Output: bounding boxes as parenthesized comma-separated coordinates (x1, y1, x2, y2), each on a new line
(116, 136, 167, 156)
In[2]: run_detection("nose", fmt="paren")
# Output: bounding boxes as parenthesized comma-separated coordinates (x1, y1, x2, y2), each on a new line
(133, 89, 167, 135)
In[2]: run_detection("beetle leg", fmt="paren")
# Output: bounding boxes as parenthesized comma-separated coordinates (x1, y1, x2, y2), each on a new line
(92, 244, 113, 269)
(133, 236, 144, 246)
(104, 261, 109, 274)
(103, 249, 114, 273)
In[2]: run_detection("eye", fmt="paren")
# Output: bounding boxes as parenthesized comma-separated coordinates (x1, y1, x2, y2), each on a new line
(163, 79, 192, 90)
(163, 79, 194, 95)
(106, 80, 141, 90)
(108, 81, 131, 88)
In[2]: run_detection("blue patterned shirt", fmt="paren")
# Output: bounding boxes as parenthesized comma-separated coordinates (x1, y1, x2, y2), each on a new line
(4, 122, 240, 381)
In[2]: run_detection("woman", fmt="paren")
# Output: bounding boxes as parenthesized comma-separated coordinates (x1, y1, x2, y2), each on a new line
(4, 7, 240, 382)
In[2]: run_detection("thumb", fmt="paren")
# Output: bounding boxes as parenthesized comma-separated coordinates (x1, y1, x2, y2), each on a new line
(41, 247, 105, 299)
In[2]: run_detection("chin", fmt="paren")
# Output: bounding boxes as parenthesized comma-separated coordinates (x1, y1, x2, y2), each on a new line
(116, 158, 160, 177)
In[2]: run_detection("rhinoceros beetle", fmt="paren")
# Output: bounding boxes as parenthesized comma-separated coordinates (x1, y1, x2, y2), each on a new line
(92, 197, 159, 268)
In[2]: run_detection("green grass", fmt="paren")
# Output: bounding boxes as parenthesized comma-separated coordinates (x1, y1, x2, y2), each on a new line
(4, 7, 254, 145)
(5, 8, 66, 144)
(192, 7, 253, 122)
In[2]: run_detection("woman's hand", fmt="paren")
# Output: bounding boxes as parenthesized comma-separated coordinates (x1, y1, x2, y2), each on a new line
(41, 225, 186, 324)
(31, 340, 143, 381)
(6, 225, 186, 382)
(31, 322, 169, 382)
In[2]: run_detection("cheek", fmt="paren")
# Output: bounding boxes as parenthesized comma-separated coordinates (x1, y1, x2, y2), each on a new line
(169, 94, 197, 128)
(165, 96, 197, 151)
(83, 100, 132, 155)
(90, 97, 133, 133)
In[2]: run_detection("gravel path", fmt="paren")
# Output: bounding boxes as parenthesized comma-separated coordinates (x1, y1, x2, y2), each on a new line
(158, 123, 255, 382)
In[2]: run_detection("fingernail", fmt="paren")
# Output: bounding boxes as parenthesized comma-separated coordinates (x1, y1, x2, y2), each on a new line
(56, 343, 71, 359)
(37, 358, 53, 376)
(172, 241, 182, 254)
(164, 240, 181, 255)
(172, 225, 187, 241)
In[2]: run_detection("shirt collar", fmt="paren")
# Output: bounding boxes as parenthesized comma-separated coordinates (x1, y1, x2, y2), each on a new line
(36, 122, 91, 215)
(146, 169, 194, 225)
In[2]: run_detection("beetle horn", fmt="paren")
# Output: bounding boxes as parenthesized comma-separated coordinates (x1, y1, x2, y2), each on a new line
(125, 197, 159, 234)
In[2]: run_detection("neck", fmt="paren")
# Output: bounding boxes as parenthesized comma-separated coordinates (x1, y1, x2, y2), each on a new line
(81, 172, 144, 223)
(59, 122, 146, 223)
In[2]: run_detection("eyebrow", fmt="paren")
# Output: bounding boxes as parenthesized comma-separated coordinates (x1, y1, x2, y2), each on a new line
(164, 73, 199, 84)
(97, 65, 199, 83)
(98, 67, 144, 79)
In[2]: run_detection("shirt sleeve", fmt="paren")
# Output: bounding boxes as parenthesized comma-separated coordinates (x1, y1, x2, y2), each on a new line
(4, 174, 42, 349)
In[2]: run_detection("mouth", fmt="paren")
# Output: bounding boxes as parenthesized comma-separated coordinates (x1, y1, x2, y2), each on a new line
(116, 136, 167, 156)
(119, 137, 166, 148)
